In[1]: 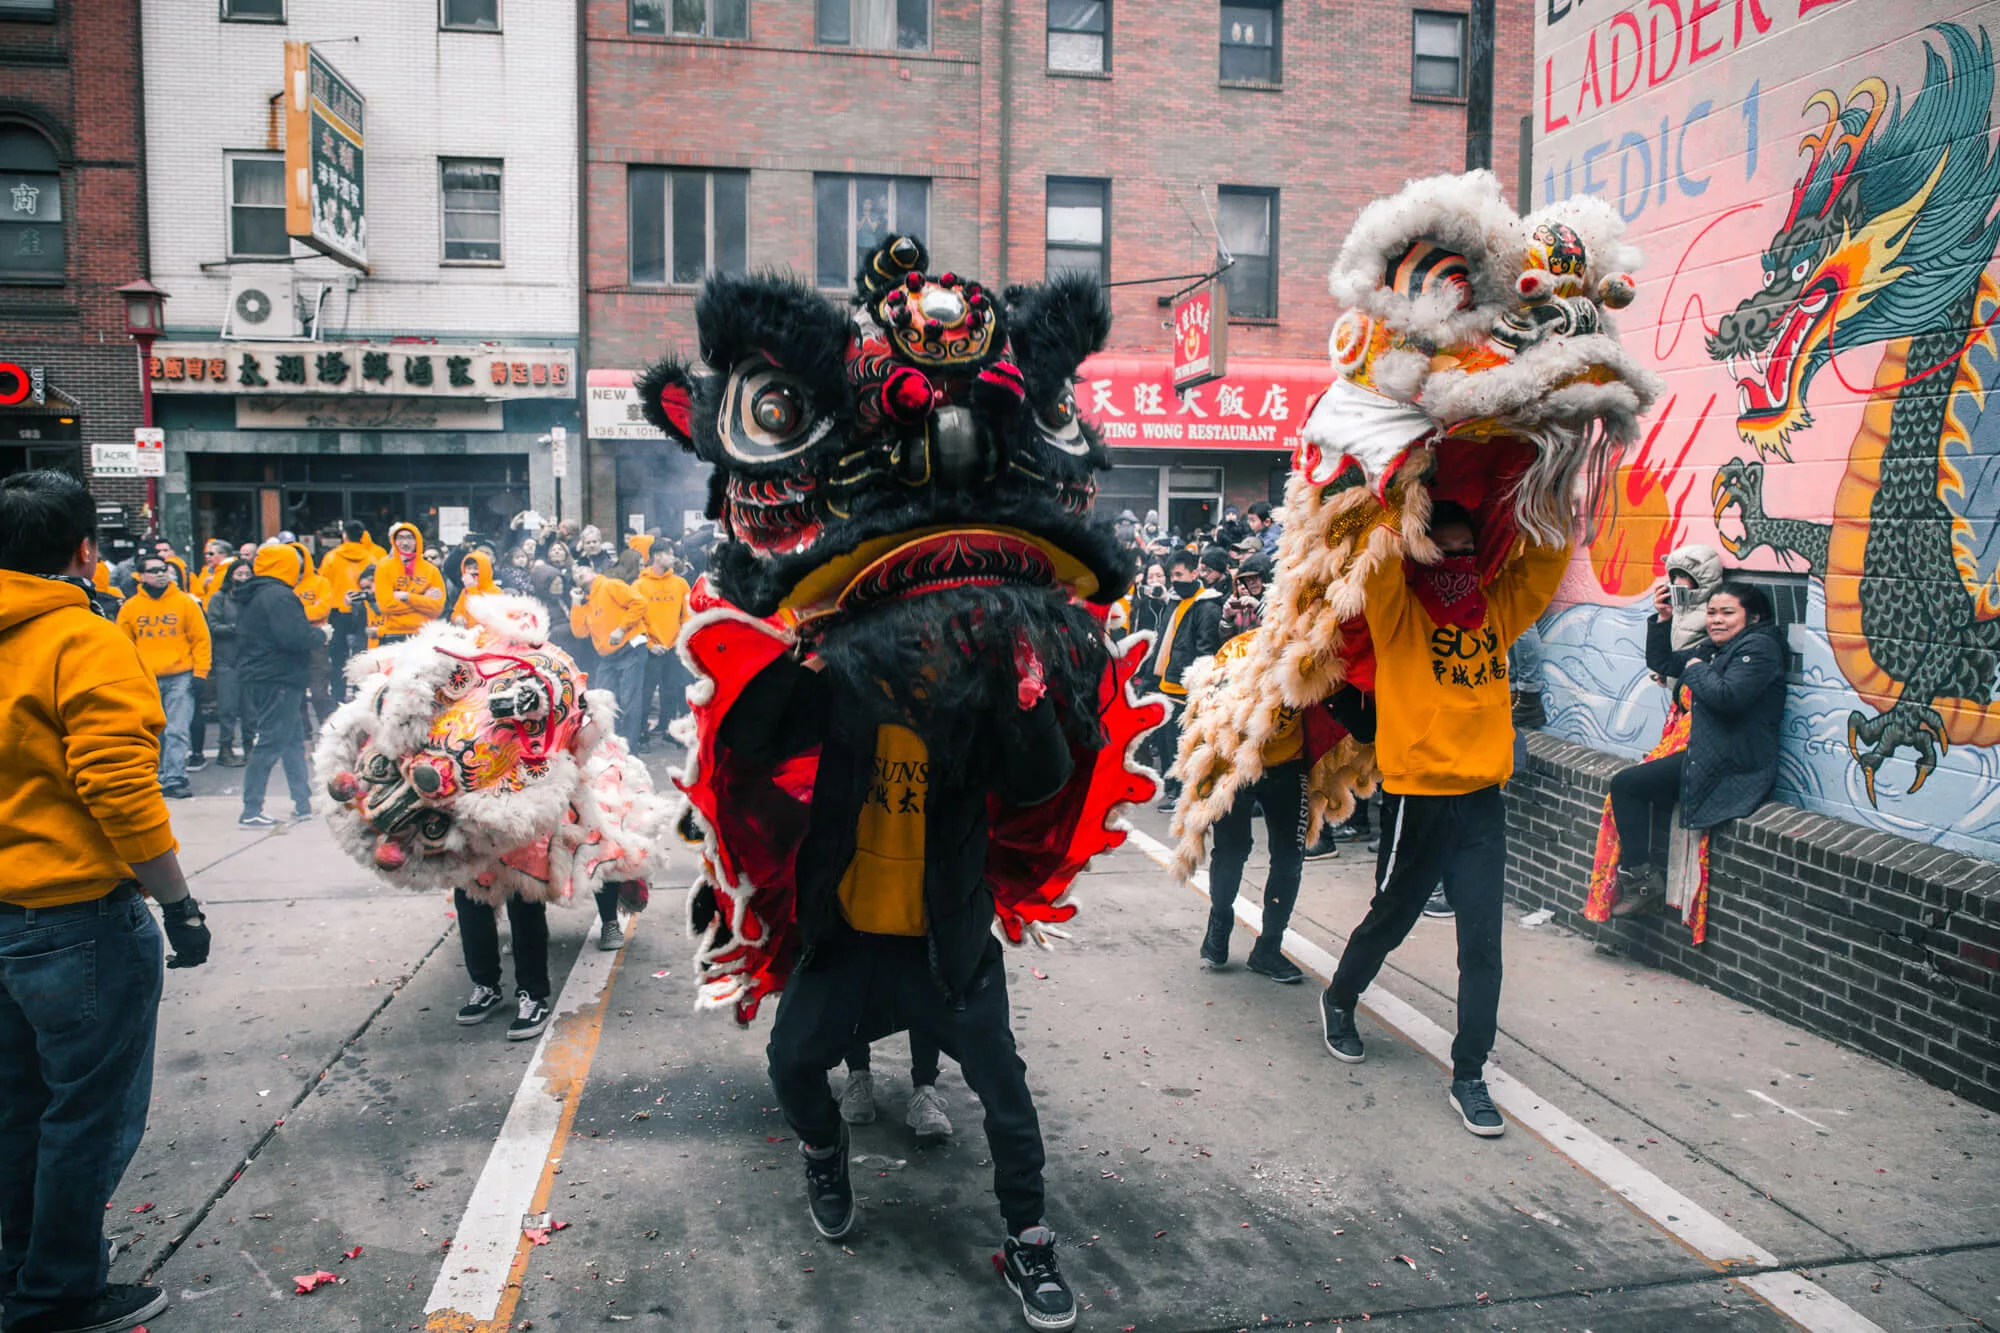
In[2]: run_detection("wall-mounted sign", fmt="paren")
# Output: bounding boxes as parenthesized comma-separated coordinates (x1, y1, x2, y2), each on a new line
(586, 368, 668, 440)
(148, 343, 574, 399)
(133, 427, 165, 475)
(1171, 282, 1228, 392)
(1078, 353, 1326, 453)
(0, 361, 38, 406)
(550, 424, 568, 479)
(285, 42, 367, 271)
(92, 443, 145, 477)
(235, 396, 504, 431)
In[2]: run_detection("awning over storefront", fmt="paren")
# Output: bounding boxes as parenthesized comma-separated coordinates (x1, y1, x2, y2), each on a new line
(1075, 354, 1331, 453)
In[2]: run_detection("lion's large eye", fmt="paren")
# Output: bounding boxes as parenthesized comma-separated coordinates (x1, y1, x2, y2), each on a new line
(1037, 386, 1089, 456)
(719, 362, 833, 464)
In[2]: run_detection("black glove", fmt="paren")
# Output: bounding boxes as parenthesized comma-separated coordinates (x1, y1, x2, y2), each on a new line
(162, 896, 211, 969)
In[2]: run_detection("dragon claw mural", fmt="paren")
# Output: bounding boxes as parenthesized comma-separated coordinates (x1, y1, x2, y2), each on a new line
(1536, 11, 2000, 850)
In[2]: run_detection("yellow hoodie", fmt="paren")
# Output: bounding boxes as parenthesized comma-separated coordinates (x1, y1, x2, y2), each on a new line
(288, 541, 337, 624)
(371, 522, 446, 641)
(0, 571, 177, 907)
(569, 573, 647, 657)
(1361, 525, 1572, 797)
(451, 550, 502, 625)
(253, 541, 307, 588)
(632, 565, 691, 649)
(117, 580, 213, 679)
(93, 559, 125, 601)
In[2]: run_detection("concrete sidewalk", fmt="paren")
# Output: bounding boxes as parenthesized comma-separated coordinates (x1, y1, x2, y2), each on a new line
(96, 786, 1997, 1331)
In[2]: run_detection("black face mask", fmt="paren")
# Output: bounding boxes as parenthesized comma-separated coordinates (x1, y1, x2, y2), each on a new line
(1171, 578, 1200, 598)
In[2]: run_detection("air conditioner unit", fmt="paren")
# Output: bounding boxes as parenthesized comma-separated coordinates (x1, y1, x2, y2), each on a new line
(223, 267, 302, 339)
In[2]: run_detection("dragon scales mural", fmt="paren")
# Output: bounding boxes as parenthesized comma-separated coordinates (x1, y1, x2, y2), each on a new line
(1532, 10, 2000, 856)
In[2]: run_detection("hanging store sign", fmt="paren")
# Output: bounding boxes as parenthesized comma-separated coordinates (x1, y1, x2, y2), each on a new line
(235, 396, 504, 431)
(285, 42, 367, 270)
(586, 368, 668, 440)
(1170, 282, 1228, 392)
(1077, 354, 1328, 453)
(148, 343, 573, 399)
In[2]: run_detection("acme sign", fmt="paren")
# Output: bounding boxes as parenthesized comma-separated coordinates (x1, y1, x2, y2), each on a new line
(147, 343, 574, 399)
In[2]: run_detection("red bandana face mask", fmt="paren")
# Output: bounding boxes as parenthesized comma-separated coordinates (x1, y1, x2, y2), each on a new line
(1407, 554, 1486, 630)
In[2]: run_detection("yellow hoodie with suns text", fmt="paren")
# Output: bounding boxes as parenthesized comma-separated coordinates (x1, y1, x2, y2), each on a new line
(116, 580, 213, 679)
(0, 572, 178, 907)
(371, 522, 447, 642)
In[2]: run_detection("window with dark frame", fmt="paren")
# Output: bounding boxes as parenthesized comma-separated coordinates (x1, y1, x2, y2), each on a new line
(441, 0, 500, 30)
(1217, 186, 1276, 318)
(227, 154, 289, 259)
(1045, 178, 1108, 284)
(0, 0, 58, 16)
(1048, 0, 1107, 72)
(1412, 11, 1467, 98)
(817, 0, 928, 51)
(813, 175, 929, 289)
(1219, 1, 1278, 83)
(629, 167, 748, 286)
(0, 127, 64, 283)
(440, 158, 504, 263)
(220, 0, 285, 19)
(630, 0, 747, 38)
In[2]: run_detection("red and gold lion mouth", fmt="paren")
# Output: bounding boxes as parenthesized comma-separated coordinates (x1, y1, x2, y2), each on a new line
(725, 474, 824, 556)
(1729, 274, 1838, 439)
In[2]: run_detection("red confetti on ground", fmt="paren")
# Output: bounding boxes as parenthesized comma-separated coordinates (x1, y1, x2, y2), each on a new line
(1394, 1254, 1417, 1269)
(990, 1253, 1004, 1274)
(1152, 1230, 1167, 1239)
(524, 1229, 551, 1246)
(342, 1246, 363, 1261)
(1032, 969, 1049, 980)
(130, 1203, 154, 1214)
(292, 1271, 339, 1294)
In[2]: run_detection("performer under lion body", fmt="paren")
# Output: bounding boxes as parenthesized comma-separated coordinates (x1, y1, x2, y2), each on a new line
(1171, 172, 1663, 879)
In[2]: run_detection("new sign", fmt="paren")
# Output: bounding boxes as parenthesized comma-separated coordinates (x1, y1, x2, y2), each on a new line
(147, 343, 574, 399)
(585, 368, 668, 440)
(285, 42, 366, 270)
(1171, 281, 1229, 392)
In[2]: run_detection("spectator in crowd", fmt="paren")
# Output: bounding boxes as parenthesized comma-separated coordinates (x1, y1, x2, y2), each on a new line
(192, 559, 251, 769)
(236, 541, 256, 563)
(499, 541, 536, 595)
(1246, 501, 1282, 559)
(288, 541, 338, 729)
(233, 544, 321, 829)
(1219, 554, 1271, 637)
(569, 559, 648, 749)
(450, 548, 503, 627)
(192, 539, 233, 603)
(150, 538, 188, 591)
(1653, 543, 1727, 679)
(1151, 548, 1225, 810)
(90, 553, 125, 609)
(117, 554, 212, 801)
(541, 538, 574, 577)
(371, 522, 446, 648)
(632, 537, 691, 750)
(0, 470, 211, 1333)
(318, 521, 379, 688)
(1118, 561, 1173, 661)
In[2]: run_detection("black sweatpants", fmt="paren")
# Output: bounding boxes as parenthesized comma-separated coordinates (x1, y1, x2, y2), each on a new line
(767, 931, 1045, 1232)
(454, 889, 551, 1001)
(846, 1032, 943, 1088)
(1207, 758, 1306, 951)
(1608, 753, 1686, 869)
(1329, 785, 1506, 1081)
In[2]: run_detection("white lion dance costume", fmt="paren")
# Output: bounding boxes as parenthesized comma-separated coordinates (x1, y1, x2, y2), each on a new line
(314, 594, 674, 906)
(1172, 171, 1663, 875)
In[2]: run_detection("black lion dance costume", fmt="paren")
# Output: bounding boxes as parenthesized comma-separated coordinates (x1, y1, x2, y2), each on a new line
(637, 236, 1160, 1325)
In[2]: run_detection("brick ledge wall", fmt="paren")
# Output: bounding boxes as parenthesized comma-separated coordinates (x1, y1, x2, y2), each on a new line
(1505, 732, 2000, 1112)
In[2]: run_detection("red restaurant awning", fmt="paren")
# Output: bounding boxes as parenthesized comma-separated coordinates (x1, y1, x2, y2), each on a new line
(1075, 354, 1331, 453)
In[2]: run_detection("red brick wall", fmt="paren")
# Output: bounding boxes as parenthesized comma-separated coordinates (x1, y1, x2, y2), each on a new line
(0, 0, 151, 515)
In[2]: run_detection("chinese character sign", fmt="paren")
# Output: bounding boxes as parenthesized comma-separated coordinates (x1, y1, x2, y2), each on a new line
(285, 42, 366, 269)
(1171, 281, 1229, 392)
(1077, 354, 1323, 452)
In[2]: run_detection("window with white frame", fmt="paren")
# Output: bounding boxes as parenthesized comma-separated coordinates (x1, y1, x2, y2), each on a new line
(1217, 186, 1276, 318)
(817, 0, 928, 50)
(0, 127, 63, 282)
(813, 175, 928, 289)
(1045, 178, 1107, 283)
(440, 158, 503, 263)
(631, 0, 747, 37)
(628, 167, 748, 285)
(1048, 0, 1106, 72)
(1412, 11, 1467, 97)
(227, 153, 288, 259)
(1219, 0, 1278, 82)
(441, 0, 500, 30)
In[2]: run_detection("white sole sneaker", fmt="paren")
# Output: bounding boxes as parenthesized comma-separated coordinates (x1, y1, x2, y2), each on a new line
(1004, 1272, 1078, 1331)
(1448, 1088, 1506, 1137)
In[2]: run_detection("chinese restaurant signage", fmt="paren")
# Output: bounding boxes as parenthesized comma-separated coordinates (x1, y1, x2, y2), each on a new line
(285, 42, 367, 270)
(1170, 281, 1228, 391)
(148, 343, 574, 399)
(1077, 354, 1327, 453)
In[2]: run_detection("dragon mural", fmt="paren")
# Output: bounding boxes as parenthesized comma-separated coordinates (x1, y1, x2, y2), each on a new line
(1707, 22, 2000, 801)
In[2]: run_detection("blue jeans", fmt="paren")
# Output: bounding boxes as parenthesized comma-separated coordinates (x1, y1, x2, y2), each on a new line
(241, 679, 312, 818)
(1510, 622, 1546, 695)
(156, 671, 195, 787)
(0, 888, 163, 1326)
(592, 646, 647, 749)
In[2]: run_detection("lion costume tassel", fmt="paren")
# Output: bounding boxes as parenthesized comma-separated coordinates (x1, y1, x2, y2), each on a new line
(1171, 171, 1663, 879)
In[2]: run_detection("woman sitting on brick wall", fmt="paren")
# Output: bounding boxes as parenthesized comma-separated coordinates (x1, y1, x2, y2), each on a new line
(1584, 581, 1787, 935)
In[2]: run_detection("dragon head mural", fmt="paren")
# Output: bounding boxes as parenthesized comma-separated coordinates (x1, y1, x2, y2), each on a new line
(1171, 171, 1663, 877)
(314, 595, 675, 905)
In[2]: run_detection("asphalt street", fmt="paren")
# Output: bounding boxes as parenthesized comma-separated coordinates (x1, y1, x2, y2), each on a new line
(90, 753, 1999, 1332)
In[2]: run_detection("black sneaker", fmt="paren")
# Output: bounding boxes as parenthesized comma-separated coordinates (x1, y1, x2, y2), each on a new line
(8, 1282, 168, 1333)
(507, 992, 552, 1041)
(1301, 834, 1340, 861)
(1198, 917, 1230, 970)
(1154, 782, 1181, 813)
(1449, 1078, 1506, 1137)
(1330, 819, 1369, 843)
(184, 754, 208, 772)
(1320, 991, 1365, 1063)
(238, 813, 278, 828)
(1366, 836, 1380, 855)
(801, 1127, 854, 1239)
(1246, 946, 1305, 984)
(456, 984, 505, 1025)
(1002, 1225, 1077, 1331)
(161, 782, 192, 800)
(1511, 690, 1547, 729)
(1422, 890, 1454, 919)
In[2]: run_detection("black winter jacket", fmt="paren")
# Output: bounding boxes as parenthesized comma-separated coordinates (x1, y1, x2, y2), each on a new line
(721, 655, 1082, 1004)
(233, 575, 322, 686)
(1645, 617, 1786, 829)
(1157, 590, 1224, 693)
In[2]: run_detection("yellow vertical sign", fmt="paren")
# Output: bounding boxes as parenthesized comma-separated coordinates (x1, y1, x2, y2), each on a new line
(283, 41, 311, 238)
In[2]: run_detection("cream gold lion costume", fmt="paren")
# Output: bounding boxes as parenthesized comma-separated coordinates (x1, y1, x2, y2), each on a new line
(1170, 171, 1663, 879)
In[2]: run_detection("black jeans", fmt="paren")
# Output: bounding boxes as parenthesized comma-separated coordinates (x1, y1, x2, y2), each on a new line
(454, 889, 551, 1000)
(642, 651, 683, 734)
(768, 932, 1045, 1232)
(845, 1032, 943, 1087)
(240, 680, 312, 818)
(1207, 758, 1306, 953)
(1609, 753, 1686, 869)
(1152, 702, 1182, 784)
(1329, 786, 1507, 1081)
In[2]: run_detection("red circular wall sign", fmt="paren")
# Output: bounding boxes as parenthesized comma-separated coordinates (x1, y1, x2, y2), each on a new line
(0, 363, 29, 407)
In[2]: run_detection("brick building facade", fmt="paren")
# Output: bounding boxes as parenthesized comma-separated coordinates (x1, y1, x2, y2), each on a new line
(581, 0, 1535, 537)
(0, 0, 152, 531)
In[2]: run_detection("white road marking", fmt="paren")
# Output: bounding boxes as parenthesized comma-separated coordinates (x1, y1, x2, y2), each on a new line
(424, 932, 624, 1324)
(1119, 823, 1885, 1333)
(1748, 1088, 1833, 1131)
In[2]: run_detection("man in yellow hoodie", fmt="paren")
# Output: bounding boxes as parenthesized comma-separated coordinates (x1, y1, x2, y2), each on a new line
(568, 560, 648, 749)
(117, 553, 213, 800)
(371, 522, 446, 647)
(191, 539, 233, 603)
(631, 537, 691, 751)
(317, 520, 377, 688)
(1318, 501, 1571, 1139)
(0, 470, 211, 1333)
